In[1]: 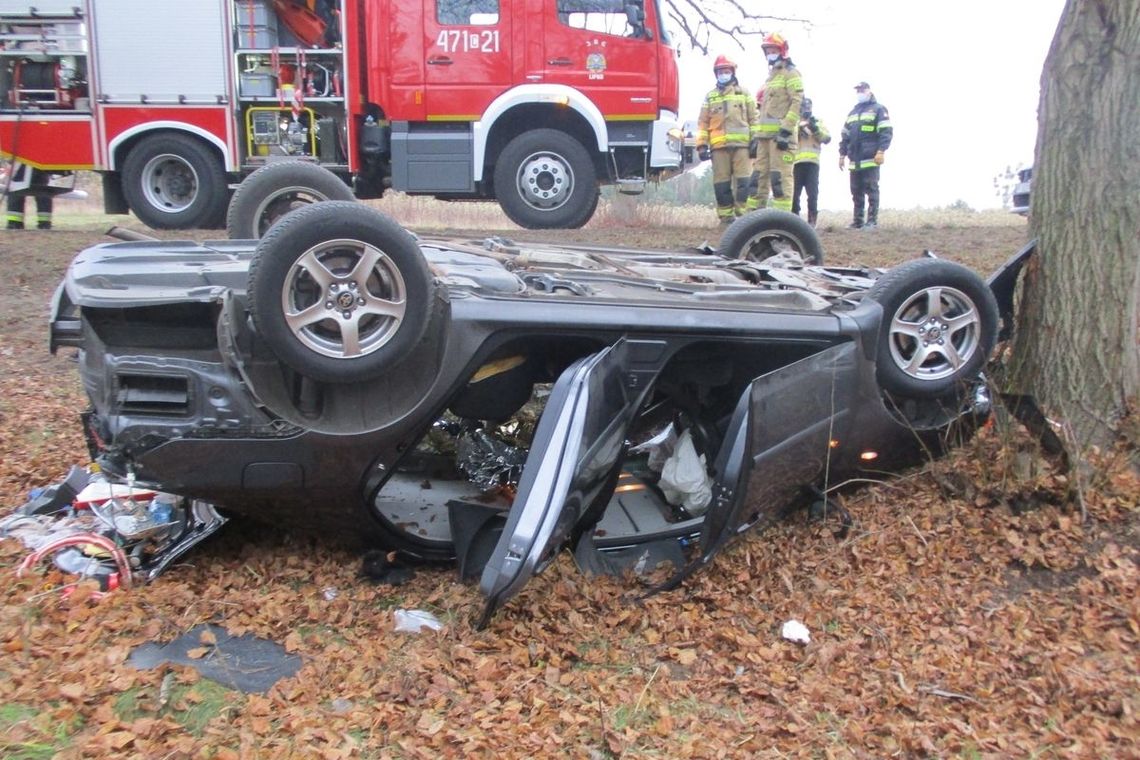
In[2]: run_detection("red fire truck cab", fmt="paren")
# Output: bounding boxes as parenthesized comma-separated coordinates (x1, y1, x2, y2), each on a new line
(0, 0, 683, 230)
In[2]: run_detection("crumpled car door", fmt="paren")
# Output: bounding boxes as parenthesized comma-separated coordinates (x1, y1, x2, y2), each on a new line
(478, 338, 657, 626)
(665, 342, 859, 589)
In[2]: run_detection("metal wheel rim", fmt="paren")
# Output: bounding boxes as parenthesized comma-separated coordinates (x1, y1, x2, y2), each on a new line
(886, 285, 981, 381)
(140, 153, 199, 214)
(254, 185, 335, 236)
(515, 150, 574, 212)
(281, 238, 408, 359)
(739, 230, 815, 264)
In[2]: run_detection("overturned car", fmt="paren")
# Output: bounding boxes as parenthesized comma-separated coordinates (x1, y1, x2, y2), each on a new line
(46, 204, 1023, 624)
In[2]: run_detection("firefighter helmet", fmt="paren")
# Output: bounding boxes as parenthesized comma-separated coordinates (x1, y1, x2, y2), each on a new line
(762, 33, 789, 57)
(712, 54, 737, 73)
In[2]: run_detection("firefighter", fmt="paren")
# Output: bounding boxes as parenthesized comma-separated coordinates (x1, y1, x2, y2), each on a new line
(4, 164, 54, 230)
(695, 55, 761, 224)
(838, 81, 892, 230)
(747, 33, 803, 213)
(791, 97, 831, 227)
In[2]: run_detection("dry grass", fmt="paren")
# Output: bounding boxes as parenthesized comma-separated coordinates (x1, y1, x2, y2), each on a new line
(51, 170, 1026, 234)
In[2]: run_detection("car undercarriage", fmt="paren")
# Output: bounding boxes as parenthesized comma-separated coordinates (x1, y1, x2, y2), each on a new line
(29, 205, 1031, 623)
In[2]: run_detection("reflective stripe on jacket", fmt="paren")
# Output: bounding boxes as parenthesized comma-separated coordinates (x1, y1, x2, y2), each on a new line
(794, 117, 831, 164)
(758, 60, 804, 137)
(697, 82, 760, 149)
(839, 97, 892, 168)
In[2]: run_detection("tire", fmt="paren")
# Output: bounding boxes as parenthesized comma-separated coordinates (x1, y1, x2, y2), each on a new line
(718, 209, 824, 265)
(121, 133, 228, 230)
(227, 160, 356, 239)
(864, 259, 999, 398)
(247, 202, 436, 383)
(493, 129, 599, 229)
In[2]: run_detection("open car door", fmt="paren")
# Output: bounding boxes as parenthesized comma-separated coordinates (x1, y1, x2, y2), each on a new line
(663, 342, 860, 590)
(478, 339, 660, 626)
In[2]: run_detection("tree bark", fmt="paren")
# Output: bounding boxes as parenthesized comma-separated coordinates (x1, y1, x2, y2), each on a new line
(1010, 0, 1140, 457)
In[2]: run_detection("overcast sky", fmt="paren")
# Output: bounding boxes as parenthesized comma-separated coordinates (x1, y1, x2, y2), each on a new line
(673, 0, 1066, 211)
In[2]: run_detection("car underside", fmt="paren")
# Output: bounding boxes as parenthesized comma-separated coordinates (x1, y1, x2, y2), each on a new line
(41, 205, 1030, 623)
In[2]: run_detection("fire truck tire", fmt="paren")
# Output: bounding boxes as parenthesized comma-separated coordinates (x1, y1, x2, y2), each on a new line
(121, 133, 228, 230)
(227, 160, 356, 239)
(247, 202, 437, 384)
(494, 129, 599, 229)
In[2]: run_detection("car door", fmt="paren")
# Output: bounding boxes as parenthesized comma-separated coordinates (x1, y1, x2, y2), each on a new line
(478, 338, 660, 626)
(423, 0, 512, 119)
(670, 343, 861, 588)
(541, 0, 658, 119)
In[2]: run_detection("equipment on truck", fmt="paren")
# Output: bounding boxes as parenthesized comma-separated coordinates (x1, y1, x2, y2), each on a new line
(0, 0, 684, 231)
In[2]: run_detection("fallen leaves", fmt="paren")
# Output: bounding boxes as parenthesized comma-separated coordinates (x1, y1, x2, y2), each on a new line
(1, 227, 1138, 758)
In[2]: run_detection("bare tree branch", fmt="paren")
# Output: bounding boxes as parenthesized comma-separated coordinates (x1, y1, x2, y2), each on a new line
(662, 0, 810, 54)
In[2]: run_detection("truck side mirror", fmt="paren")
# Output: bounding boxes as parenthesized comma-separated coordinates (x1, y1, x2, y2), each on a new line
(624, 2, 652, 40)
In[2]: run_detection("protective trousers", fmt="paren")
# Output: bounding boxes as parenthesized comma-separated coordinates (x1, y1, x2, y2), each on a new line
(5, 192, 53, 230)
(849, 167, 880, 226)
(791, 162, 820, 224)
(711, 146, 753, 221)
(747, 139, 795, 212)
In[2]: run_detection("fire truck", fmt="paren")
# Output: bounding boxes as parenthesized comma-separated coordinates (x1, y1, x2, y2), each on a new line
(0, 0, 682, 230)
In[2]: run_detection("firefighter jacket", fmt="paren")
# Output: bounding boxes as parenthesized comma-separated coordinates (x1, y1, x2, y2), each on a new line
(757, 60, 803, 139)
(839, 97, 892, 170)
(696, 81, 761, 150)
(794, 117, 831, 164)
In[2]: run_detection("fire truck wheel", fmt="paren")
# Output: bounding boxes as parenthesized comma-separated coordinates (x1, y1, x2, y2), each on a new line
(718, 210, 824, 265)
(227, 161, 356, 239)
(121, 133, 228, 230)
(247, 202, 438, 383)
(494, 129, 599, 229)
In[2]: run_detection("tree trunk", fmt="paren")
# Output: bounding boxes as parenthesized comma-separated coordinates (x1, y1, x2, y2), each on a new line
(1010, 0, 1140, 457)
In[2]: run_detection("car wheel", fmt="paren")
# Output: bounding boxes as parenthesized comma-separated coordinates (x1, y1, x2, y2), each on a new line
(121, 133, 228, 230)
(227, 161, 356, 239)
(494, 129, 598, 229)
(864, 259, 998, 398)
(718, 209, 824, 265)
(247, 202, 436, 383)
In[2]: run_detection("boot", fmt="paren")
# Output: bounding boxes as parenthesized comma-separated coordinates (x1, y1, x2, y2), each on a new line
(807, 212, 817, 228)
(6, 221, 24, 230)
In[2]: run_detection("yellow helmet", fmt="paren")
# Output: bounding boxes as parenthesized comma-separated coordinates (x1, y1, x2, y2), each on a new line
(762, 33, 789, 57)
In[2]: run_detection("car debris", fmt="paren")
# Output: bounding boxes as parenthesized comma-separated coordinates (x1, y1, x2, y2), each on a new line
(3, 467, 227, 593)
(128, 623, 302, 694)
(781, 619, 812, 645)
(393, 609, 444, 633)
(31, 203, 1037, 625)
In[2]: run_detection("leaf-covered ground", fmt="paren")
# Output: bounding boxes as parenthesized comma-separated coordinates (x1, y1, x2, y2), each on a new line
(0, 217, 1136, 758)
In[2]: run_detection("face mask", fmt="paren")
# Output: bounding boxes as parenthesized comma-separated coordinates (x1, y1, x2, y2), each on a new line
(856, 92, 871, 104)
(716, 72, 733, 86)
(766, 53, 781, 64)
